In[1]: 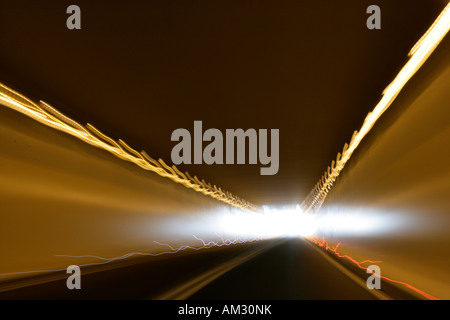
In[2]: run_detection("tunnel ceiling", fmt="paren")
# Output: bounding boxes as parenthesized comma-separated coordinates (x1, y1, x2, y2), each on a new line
(0, 0, 447, 205)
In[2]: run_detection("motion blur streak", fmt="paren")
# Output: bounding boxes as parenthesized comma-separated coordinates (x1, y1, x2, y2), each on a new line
(0, 83, 257, 212)
(301, 3, 450, 214)
(307, 238, 439, 300)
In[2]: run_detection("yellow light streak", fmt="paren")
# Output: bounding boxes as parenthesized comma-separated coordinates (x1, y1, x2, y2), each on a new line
(0, 83, 259, 212)
(301, 3, 450, 214)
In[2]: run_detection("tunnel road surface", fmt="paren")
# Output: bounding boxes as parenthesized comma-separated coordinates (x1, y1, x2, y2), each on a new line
(0, 239, 401, 299)
(189, 239, 378, 300)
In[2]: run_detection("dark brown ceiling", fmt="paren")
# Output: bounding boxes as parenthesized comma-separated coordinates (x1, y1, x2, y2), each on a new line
(0, 0, 446, 205)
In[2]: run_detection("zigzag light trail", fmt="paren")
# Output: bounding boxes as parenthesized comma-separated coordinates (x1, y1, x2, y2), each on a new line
(55, 236, 259, 262)
(0, 236, 261, 278)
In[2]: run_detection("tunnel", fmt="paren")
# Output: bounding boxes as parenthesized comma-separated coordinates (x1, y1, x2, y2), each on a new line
(0, 0, 449, 307)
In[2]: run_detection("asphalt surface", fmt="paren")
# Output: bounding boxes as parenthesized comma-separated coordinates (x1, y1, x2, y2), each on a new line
(190, 239, 376, 300)
(0, 239, 380, 300)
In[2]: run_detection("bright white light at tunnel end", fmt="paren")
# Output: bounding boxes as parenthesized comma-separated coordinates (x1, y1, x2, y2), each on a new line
(218, 204, 417, 241)
(219, 204, 317, 240)
(261, 205, 317, 238)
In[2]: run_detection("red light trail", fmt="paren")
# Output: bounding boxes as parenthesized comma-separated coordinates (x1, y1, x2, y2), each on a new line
(307, 237, 439, 300)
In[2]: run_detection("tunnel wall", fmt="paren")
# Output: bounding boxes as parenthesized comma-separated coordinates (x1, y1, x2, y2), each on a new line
(0, 104, 246, 281)
(318, 45, 450, 299)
